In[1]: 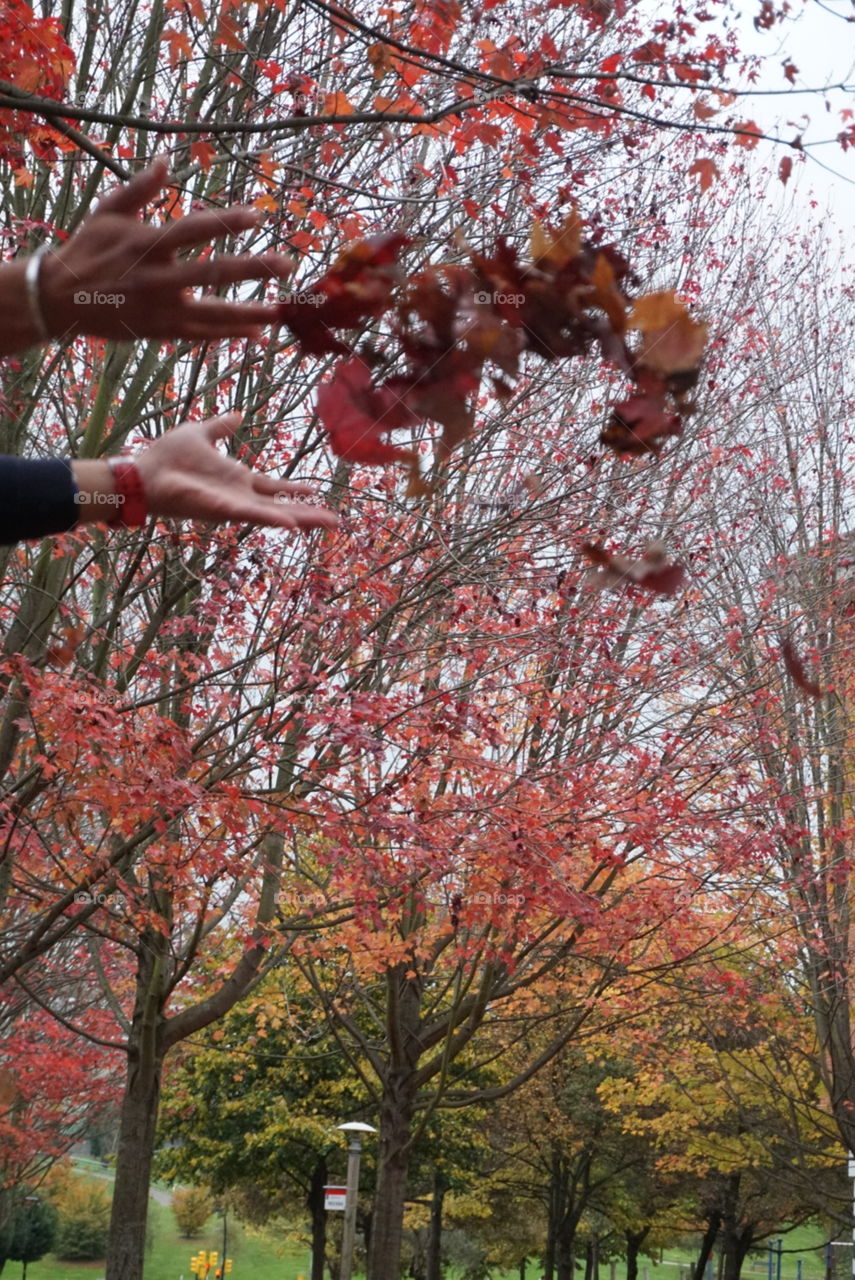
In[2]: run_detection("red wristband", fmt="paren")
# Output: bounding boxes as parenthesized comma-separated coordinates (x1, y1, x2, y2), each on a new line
(107, 459, 147, 528)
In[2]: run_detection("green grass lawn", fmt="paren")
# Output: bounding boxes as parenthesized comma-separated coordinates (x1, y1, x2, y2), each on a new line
(23, 1197, 317, 1280)
(16, 1167, 837, 1280)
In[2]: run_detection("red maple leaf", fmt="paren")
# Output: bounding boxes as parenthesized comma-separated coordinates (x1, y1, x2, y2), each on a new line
(316, 358, 427, 493)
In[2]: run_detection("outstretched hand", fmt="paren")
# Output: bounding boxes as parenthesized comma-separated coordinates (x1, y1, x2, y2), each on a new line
(133, 414, 339, 531)
(38, 159, 289, 343)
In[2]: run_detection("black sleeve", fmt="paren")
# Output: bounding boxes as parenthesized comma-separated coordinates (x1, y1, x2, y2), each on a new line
(0, 456, 79, 545)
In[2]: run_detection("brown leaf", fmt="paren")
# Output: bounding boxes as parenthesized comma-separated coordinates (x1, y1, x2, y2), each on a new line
(530, 212, 583, 267)
(629, 291, 707, 378)
(367, 41, 395, 78)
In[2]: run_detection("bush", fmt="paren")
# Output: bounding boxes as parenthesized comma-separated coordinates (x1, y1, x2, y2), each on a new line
(51, 1177, 111, 1261)
(171, 1186, 214, 1237)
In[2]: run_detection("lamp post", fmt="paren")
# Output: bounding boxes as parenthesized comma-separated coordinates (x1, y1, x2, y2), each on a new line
(337, 1121, 377, 1280)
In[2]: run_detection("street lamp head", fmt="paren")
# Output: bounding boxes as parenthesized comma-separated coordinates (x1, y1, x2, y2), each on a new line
(337, 1121, 378, 1135)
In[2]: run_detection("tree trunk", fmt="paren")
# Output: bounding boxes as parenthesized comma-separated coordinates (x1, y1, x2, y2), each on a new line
(426, 1169, 448, 1280)
(367, 962, 423, 1280)
(309, 1156, 328, 1280)
(366, 1073, 417, 1280)
(104, 929, 167, 1280)
(555, 1176, 585, 1280)
(720, 1183, 753, 1280)
(543, 1150, 564, 1280)
(693, 1214, 721, 1280)
(626, 1227, 650, 1280)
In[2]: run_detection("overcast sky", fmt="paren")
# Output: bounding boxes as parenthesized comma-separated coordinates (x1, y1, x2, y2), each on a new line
(730, 0, 854, 230)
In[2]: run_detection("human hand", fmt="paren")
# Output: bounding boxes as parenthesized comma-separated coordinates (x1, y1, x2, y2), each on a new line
(38, 159, 289, 343)
(107, 413, 339, 531)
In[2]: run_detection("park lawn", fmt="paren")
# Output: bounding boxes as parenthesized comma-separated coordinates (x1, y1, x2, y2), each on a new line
(17, 1166, 831, 1280)
(22, 1199, 317, 1280)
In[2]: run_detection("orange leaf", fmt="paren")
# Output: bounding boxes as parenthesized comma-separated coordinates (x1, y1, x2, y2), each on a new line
(688, 156, 719, 192)
(367, 42, 395, 77)
(253, 193, 279, 213)
(162, 26, 192, 68)
(190, 139, 215, 171)
(590, 252, 626, 334)
(323, 92, 355, 116)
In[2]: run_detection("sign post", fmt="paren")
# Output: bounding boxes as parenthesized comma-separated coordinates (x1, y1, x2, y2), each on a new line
(336, 1121, 378, 1280)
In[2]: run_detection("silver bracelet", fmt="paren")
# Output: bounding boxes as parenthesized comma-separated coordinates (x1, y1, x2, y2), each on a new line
(24, 244, 53, 344)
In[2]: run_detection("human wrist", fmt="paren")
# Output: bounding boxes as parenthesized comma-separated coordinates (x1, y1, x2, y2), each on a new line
(25, 246, 53, 343)
(0, 260, 50, 354)
(71, 461, 121, 524)
(106, 457, 148, 527)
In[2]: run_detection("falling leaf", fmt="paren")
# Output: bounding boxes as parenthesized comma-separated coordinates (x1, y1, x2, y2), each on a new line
(688, 157, 719, 192)
(600, 394, 683, 456)
(781, 639, 823, 699)
(733, 120, 763, 149)
(367, 42, 394, 77)
(316, 358, 426, 495)
(47, 626, 85, 667)
(628, 291, 708, 379)
(692, 99, 718, 122)
(323, 92, 355, 115)
(582, 542, 685, 597)
(529, 212, 583, 267)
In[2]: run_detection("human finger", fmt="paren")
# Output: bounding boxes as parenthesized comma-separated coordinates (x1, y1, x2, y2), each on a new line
(245, 498, 340, 530)
(170, 319, 266, 342)
(93, 158, 170, 217)
(201, 412, 244, 446)
(252, 474, 320, 498)
(139, 253, 294, 292)
(144, 208, 263, 255)
(171, 478, 339, 529)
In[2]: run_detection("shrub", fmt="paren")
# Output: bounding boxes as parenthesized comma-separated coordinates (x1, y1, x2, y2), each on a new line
(171, 1186, 214, 1237)
(51, 1177, 111, 1261)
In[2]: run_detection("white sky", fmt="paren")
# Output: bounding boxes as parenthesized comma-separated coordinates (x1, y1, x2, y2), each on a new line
(729, 0, 854, 230)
